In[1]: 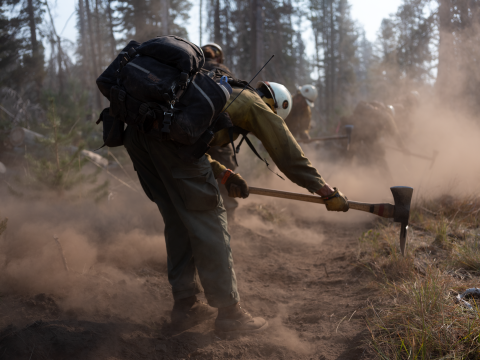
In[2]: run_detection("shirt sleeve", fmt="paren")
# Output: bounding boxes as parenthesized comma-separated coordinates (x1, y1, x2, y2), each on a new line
(226, 90, 326, 193)
(205, 153, 227, 178)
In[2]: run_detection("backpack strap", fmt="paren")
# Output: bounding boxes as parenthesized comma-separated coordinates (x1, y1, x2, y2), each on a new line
(229, 125, 284, 180)
(117, 47, 137, 73)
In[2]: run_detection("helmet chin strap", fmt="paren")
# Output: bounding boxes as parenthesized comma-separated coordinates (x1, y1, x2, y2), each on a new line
(261, 97, 276, 114)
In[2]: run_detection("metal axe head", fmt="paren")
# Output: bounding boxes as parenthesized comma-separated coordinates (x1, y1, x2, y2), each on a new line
(390, 186, 414, 256)
(344, 125, 354, 151)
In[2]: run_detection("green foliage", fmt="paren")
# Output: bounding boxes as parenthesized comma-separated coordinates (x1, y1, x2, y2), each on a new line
(115, 0, 191, 42)
(24, 98, 107, 197)
(0, 0, 45, 97)
(309, 0, 359, 126)
(368, 0, 436, 103)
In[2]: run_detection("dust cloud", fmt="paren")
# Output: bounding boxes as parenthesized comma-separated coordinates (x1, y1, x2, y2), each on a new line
(237, 92, 480, 209)
(0, 190, 169, 322)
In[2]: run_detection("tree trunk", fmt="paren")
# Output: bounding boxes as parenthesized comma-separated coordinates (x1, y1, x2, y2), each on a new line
(106, 0, 117, 58)
(27, 0, 42, 96)
(255, 0, 264, 69)
(224, 1, 231, 67)
(214, 0, 221, 44)
(199, 0, 203, 45)
(162, 0, 170, 35)
(328, 0, 335, 119)
(94, 0, 103, 69)
(44, 0, 65, 91)
(250, 0, 257, 73)
(436, 0, 454, 101)
(85, 0, 102, 109)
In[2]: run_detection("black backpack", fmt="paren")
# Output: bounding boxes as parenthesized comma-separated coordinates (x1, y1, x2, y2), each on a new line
(96, 36, 231, 156)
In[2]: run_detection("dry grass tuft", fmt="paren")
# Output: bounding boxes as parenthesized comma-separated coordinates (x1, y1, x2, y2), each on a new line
(0, 218, 7, 236)
(369, 269, 480, 359)
(360, 194, 480, 359)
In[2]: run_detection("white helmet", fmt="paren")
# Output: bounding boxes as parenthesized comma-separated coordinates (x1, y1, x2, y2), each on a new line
(256, 81, 292, 120)
(201, 43, 224, 63)
(299, 84, 318, 107)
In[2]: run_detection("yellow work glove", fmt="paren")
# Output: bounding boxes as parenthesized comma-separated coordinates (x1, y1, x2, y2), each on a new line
(222, 171, 249, 199)
(322, 188, 349, 212)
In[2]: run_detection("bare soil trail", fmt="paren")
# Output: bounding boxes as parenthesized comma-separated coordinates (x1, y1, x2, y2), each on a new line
(0, 196, 379, 360)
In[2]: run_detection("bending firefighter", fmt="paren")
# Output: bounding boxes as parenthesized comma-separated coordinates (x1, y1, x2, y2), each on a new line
(123, 80, 348, 336)
(103, 39, 349, 336)
(284, 84, 318, 141)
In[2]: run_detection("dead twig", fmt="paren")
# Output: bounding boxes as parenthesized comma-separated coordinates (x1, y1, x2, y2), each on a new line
(108, 150, 139, 191)
(335, 315, 347, 333)
(420, 206, 440, 216)
(85, 157, 138, 192)
(53, 235, 69, 274)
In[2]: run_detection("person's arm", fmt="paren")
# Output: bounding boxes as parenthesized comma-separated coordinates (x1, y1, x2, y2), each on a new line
(217, 89, 348, 210)
(205, 153, 227, 178)
(238, 93, 327, 193)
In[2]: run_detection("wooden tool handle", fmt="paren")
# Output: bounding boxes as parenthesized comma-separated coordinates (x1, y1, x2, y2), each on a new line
(249, 187, 326, 204)
(300, 135, 348, 144)
(248, 187, 395, 219)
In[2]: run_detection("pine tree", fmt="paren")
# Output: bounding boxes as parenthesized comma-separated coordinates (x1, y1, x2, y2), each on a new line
(115, 0, 190, 42)
(310, 0, 359, 125)
(0, 0, 45, 98)
(206, 0, 303, 90)
(371, 0, 436, 102)
(436, 0, 480, 112)
(25, 98, 107, 199)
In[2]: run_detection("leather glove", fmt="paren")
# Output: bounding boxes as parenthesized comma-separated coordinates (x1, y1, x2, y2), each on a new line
(322, 188, 349, 212)
(223, 171, 249, 199)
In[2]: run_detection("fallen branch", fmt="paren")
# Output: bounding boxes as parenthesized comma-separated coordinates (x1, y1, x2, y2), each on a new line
(53, 235, 69, 274)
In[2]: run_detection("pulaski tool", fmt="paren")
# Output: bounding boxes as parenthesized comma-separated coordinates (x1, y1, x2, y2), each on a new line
(385, 145, 439, 169)
(299, 125, 354, 150)
(249, 186, 413, 256)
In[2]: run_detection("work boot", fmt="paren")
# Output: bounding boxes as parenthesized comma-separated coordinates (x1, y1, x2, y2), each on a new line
(215, 303, 268, 335)
(170, 296, 216, 329)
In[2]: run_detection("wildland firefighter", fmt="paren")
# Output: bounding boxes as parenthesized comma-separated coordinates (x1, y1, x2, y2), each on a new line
(284, 84, 318, 141)
(201, 43, 239, 222)
(97, 37, 348, 336)
(201, 43, 232, 76)
(391, 90, 420, 138)
(344, 101, 405, 181)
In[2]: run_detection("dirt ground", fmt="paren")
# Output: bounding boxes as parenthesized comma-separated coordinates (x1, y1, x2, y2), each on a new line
(0, 184, 383, 360)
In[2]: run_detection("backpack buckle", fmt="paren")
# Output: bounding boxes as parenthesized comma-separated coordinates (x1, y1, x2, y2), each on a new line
(139, 103, 149, 115)
(179, 72, 189, 89)
(118, 90, 126, 102)
(162, 112, 173, 134)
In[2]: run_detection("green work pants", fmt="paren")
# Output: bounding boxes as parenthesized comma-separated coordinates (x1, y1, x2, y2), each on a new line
(124, 125, 240, 308)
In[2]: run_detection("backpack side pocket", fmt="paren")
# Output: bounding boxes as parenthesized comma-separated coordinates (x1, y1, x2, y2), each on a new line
(97, 108, 125, 147)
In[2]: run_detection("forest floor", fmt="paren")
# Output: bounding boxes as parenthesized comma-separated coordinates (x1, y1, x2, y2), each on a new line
(0, 186, 380, 360)
(1, 171, 479, 360)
